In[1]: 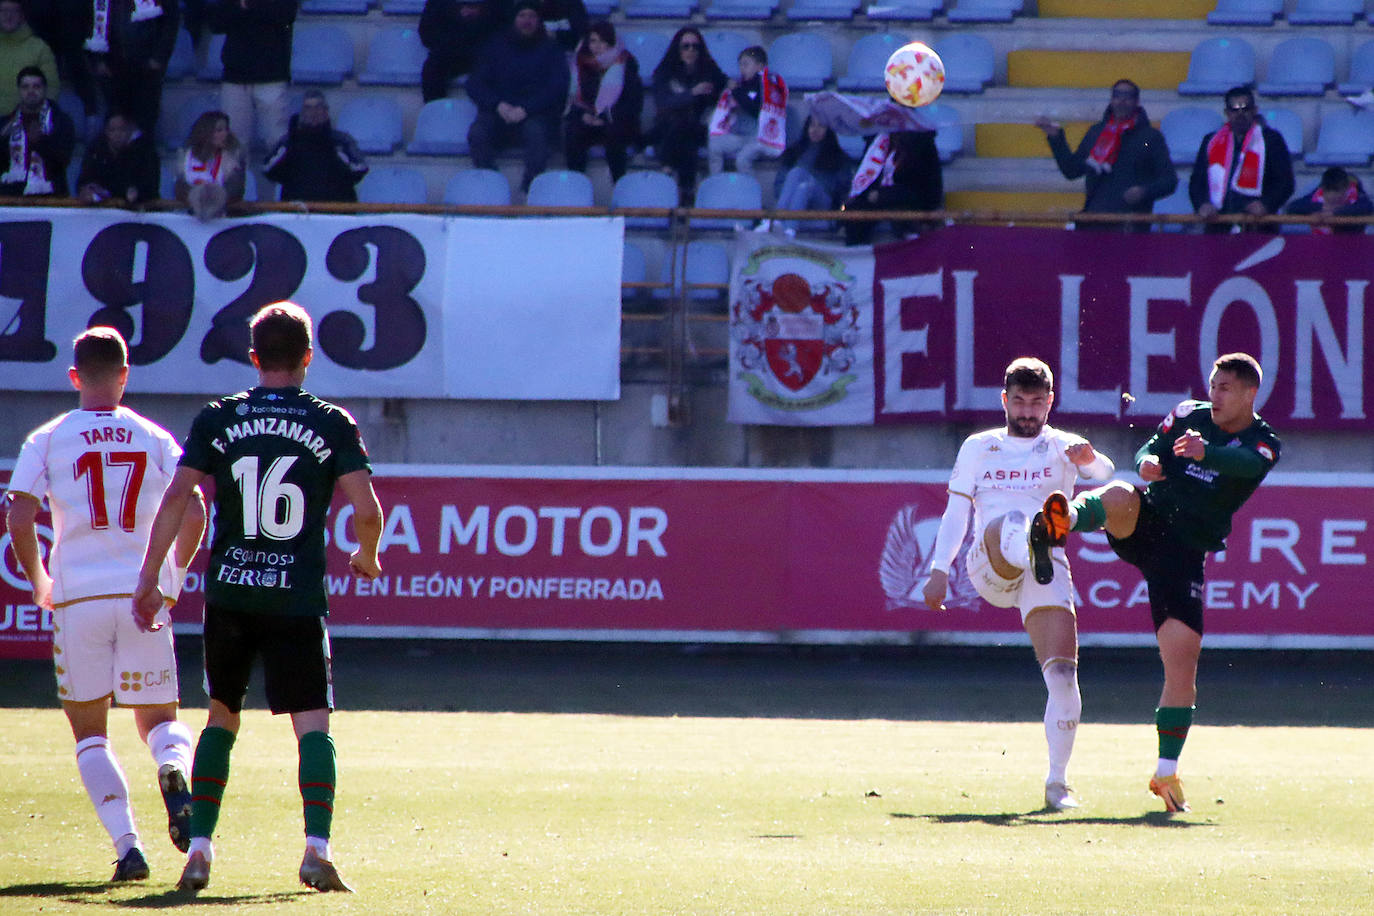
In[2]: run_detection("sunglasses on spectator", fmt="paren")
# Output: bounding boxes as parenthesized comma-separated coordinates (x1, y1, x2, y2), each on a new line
(1226, 104, 1254, 112)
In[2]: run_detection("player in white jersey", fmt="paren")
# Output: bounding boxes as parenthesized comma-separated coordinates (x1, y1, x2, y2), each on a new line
(922, 357, 1114, 811)
(5, 328, 206, 882)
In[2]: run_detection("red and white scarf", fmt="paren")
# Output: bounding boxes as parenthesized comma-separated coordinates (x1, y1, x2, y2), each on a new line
(849, 133, 897, 198)
(85, 0, 165, 53)
(2, 103, 55, 195)
(1309, 181, 1360, 235)
(183, 149, 227, 186)
(1086, 112, 1137, 174)
(708, 68, 788, 153)
(569, 41, 628, 117)
(1206, 122, 1265, 209)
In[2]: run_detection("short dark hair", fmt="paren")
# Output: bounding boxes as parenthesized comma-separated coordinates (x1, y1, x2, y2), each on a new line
(16, 65, 45, 88)
(250, 302, 313, 371)
(1004, 357, 1053, 393)
(1320, 167, 1350, 192)
(1213, 352, 1261, 389)
(1223, 85, 1255, 109)
(73, 327, 128, 381)
(1111, 79, 1139, 97)
(740, 45, 767, 66)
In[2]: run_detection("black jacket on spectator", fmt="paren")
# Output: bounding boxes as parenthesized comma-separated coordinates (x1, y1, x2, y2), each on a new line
(418, 0, 501, 101)
(1284, 176, 1374, 233)
(1188, 123, 1295, 217)
(0, 101, 77, 196)
(75, 0, 181, 66)
(466, 22, 569, 120)
(208, 0, 296, 84)
(264, 113, 369, 202)
(1046, 104, 1177, 214)
(76, 126, 160, 201)
(497, 0, 586, 53)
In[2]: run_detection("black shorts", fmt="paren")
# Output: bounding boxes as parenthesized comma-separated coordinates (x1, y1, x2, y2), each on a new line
(202, 604, 334, 715)
(1105, 491, 1207, 635)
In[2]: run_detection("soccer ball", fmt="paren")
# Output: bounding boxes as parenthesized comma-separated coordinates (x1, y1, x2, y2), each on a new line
(884, 41, 945, 108)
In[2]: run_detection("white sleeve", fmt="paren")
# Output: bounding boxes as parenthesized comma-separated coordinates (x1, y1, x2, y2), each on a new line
(6, 433, 49, 503)
(929, 492, 972, 575)
(1076, 450, 1114, 482)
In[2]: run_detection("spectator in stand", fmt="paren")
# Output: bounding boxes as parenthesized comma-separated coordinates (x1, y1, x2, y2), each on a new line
(1188, 86, 1294, 234)
(647, 27, 725, 199)
(1284, 167, 1374, 234)
(707, 45, 786, 181)
(466, 1, 568, 193)
(564, 20, 640, 185)
(264, 90, 368, 203)
(75, 109, 159, 203)
(0, 64, 74, 196)
(173, 109, 245, 220)
(207, 0, 294, 152)
(500, 0, 585, 55)
(764, 115, 853, 236)
(841, 129, 942, 246)
(79, 0, 181, 135)
(419, 0, 501, 103)
(0, 0, 58, 115)
(23, 0, 99, 136)
(1034, 79, 1177, 232)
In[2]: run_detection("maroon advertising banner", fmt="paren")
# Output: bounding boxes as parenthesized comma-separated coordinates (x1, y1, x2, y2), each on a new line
(7, 468, 1368, 659)
(873, 226, 1370, 430)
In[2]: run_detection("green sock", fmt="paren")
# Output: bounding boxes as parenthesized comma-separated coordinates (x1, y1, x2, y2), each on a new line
(1071, 493, 1107, 532)
(1156, 706, 1194, 761)
(299, 731, 337, 840)
(189, 726, 236, 839)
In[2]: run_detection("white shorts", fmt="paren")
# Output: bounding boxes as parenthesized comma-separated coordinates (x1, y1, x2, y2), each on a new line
(52, 598, 179, 705)
(966, 520, 1076, 623)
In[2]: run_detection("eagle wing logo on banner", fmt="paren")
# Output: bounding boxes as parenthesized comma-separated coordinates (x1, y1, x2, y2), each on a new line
(879, 504, 981, 612)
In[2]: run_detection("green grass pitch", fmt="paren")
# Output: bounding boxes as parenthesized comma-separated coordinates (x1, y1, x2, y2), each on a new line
(1, 707, 1371, 914)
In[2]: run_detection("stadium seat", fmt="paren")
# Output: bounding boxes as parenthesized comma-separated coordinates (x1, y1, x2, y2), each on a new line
(933, 33, 996, 93)
(165, 28, 195, 81)
(785, 0, 860, 19)
(1337, 40, 1374, 95)
(1160, 106, 1224, 166)
(700, 29, 759, 70)
(1177, 37, 1256, 96)
(1263, 107, 1305, 156)
(703, 0, 778, 19)
(160, 92, 221, 152)
(356, 166, 429, 204)
(443, 168, 513, 205)
(378, 0, 427, 11)
(1151, 177, 1195, 232)
(682, 239, 731, 303)
(1206, 0, 1282, 25)
(585, 0, 620, 14)
(924, 103, 964, 162)
(527, 170, 596, 207)
(622, 31, 673, 84)
(333, 96, 405, 154)
(196, 33, 226, 81)
(1287, 0, 1364, 24)
(1257, 37, 1335, 96)
(358, 26, 426, 86)
(767, 32, 834, 91)
(407, 98, 477, 155)
(300, 0, 371, 12)
(291, 25, 354, 85)
(622, 0, 698, 17)
(866, 0, 943, 20)
(612, 170, 679, 229)
(1305, 110, 1374, 167)
(837, 33, 907, 91)
(946, 0, 1021, 23)
(692, 172, 762, 229)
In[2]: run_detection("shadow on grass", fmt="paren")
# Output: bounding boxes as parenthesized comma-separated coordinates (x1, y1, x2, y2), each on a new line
(891, 810, 1206, 828)
(0, 881, 304, 908)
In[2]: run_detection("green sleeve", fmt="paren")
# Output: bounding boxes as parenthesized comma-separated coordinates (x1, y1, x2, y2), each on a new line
(1200, 444, 1269, 478)
(1134, 431, 1169, 472)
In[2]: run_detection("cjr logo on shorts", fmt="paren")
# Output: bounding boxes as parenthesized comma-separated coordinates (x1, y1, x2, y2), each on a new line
(119, 670, 143, 693)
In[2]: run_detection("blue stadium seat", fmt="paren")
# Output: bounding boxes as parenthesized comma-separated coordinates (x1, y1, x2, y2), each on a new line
(1177, 37, 1256, 96)
(700, 29, 758, 70)
(1160, 106, 1224, 166)
(837, 33, 907, 91)
(527, 170, 596, 207)
(923, 103, 964, 162)
(622, 0, 698, 16)
(1257, 37, 1335, 96)
(703, 0, 778, 18)
(786, 0, 860, 19)
(692, 172, 762, 229)
(1287, 0, 1364, 24)
(407, 98, 477, 155)
(358, 26, 426, 86)
(621, 238, 650, 307)
(1337, 40, 1374, 95)
(300, 0, 371, 12)
(1305, 110, 1374, 167)
(622, 31, 673, 84)
(378, 0, 426, 11)
(612, 170, 679, 229)
(443, 168, 513, 205)
(865, 0, 943, 20)
(682, 239, 731, 302)
(933, 33, 995, 93)
(946, 0, 1022, 23)
(160, 92, 221, 152)
(1263, 107, 1306, 156)
(356, 166, 429, 204)
(291, 25, 354, 85)
(334, 96, 405, 154)
(767, 32, 833, 90)
(1152, 178, 1195, 232)
(1206, 0, 1282, 25)
(165, 28, 196, 81)
(196, 33, 226, 81)
(585, 0, 620, 14)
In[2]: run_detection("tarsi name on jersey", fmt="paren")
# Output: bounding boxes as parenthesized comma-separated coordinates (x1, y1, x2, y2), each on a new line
(79, 425, 134, 446)
(209, 417, 332, 463)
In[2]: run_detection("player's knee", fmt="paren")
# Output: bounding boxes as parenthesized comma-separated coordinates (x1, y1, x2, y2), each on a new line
(1041, 657, 1081, 718)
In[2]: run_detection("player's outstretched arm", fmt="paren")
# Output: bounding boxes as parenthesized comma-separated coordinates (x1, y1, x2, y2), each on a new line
(338, 470, 384, 580)
(1066, 441, 1114, 480)
(5, 493, 54, 610)
(923, 494, 972, 612)
(133, 466, 208, 631)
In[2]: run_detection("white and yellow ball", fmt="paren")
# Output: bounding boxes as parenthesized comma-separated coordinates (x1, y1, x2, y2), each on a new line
(883, 41, 945, 108)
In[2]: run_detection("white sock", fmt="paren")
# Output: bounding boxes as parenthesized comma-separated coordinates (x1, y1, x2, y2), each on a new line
(1041, 658, 1081, 785)
(75, 736, 139, 854)
(305, 835, 332, 860)
(188, 836, 214, 861)
(145, 719, 194, 776)
(997, 511, 1031, 572)
(1156, 758, 1178, 778)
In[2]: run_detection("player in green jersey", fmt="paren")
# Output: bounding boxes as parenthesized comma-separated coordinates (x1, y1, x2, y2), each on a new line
(1031, 353, 1280, 813)
(133, 302, 384, 893)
